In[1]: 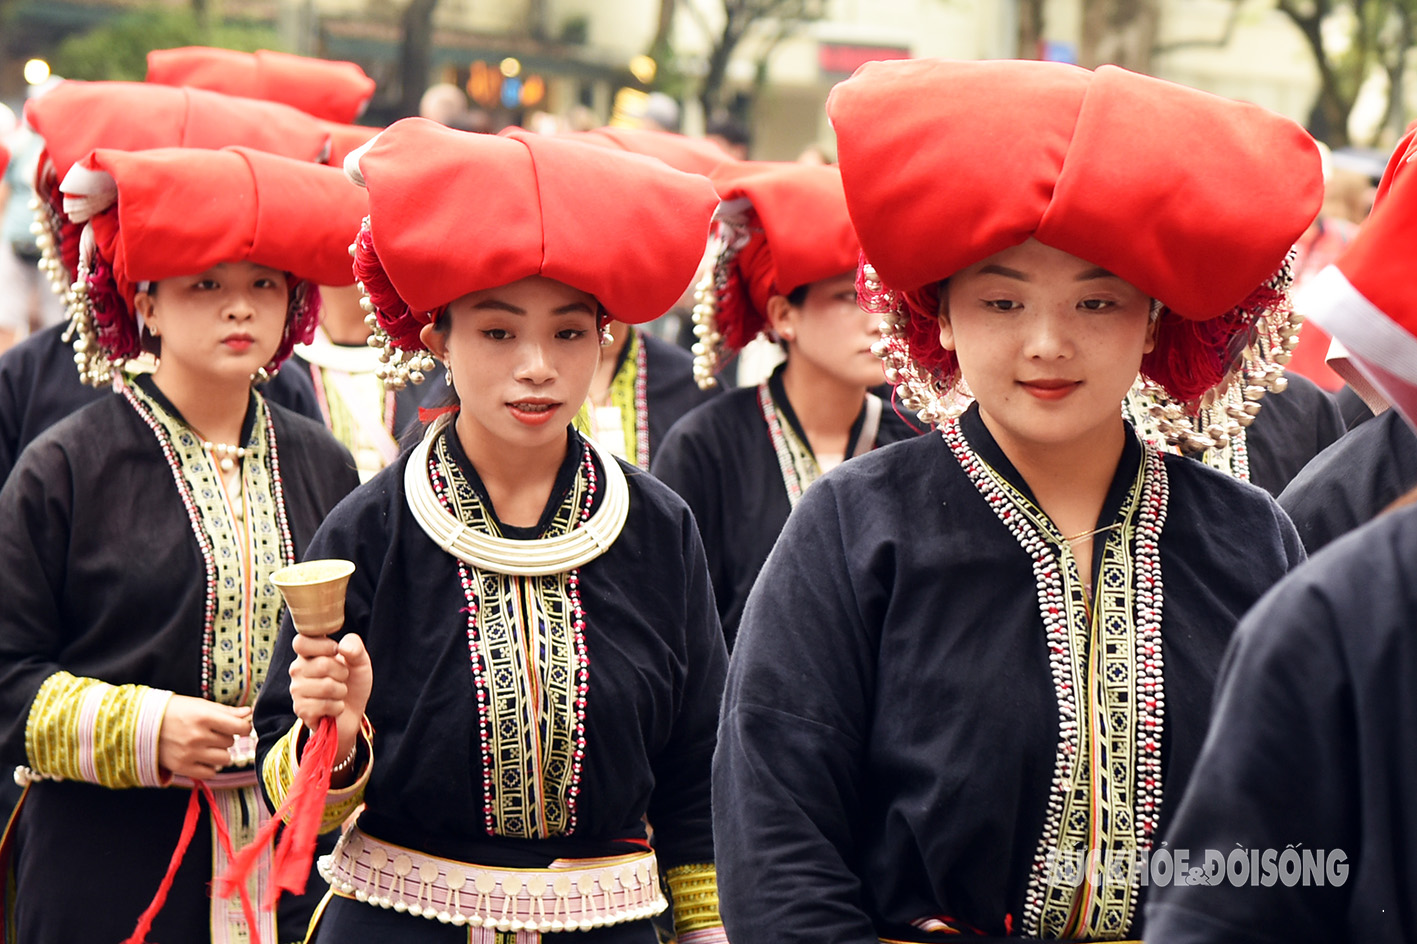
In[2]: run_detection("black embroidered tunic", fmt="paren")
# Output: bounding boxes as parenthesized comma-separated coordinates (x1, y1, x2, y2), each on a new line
(252, 425, 727, 942)
(713, 404, 1304, 943)
(0, 322, 325, 486)
(651, 365, 918, 646)
(0, 375, 358, 942)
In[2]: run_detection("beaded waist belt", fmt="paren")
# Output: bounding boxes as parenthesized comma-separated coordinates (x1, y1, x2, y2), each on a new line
(321, 825, 667, 932)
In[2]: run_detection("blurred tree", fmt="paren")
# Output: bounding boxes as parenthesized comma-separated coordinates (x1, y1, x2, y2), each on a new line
(396, 0, 439, 119)
(1018, 0, 1046, 58)
(671, 0, 827, 123)
(1276, 0, 1416, 147)
(1080, 0, 1163, 72)
(52, 9, 282, 82)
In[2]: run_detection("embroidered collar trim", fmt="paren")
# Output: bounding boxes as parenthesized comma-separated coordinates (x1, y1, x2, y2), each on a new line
(405, 412, 629, 575)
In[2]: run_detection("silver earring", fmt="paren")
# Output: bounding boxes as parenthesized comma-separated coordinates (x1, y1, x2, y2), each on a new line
(600, 327, 615, 347)
(443, 363, 453, 387)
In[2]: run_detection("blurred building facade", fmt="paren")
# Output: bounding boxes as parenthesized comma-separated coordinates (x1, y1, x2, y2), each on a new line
(0, 0, 1329, 157)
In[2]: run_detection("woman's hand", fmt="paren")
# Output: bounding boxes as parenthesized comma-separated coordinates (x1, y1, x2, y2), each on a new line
(289, 632, 373, 763)
(157, 696, 254, 781)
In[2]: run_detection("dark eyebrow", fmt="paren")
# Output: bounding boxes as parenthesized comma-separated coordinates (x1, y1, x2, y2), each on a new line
(976, 264, 1120, 281)
(470, 300, 596, 315)
(978, 264, 1028, 280)
(472, 299, 525, 314)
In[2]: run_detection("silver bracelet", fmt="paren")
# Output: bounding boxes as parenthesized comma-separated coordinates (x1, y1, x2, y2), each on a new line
(331, 742, 359, 776)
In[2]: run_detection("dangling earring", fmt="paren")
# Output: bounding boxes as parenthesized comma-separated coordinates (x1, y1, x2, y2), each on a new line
(600, 326, 615, 347)
(443, 360, 453, 387)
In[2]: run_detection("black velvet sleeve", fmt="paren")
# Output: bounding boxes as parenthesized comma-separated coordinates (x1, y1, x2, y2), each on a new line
(714, 474, 880, 944)
(0, 429, 77, 766)
(1278, 407, 1417, 552)
(651, 409, 731, 626)
(644, 494, 727, 869)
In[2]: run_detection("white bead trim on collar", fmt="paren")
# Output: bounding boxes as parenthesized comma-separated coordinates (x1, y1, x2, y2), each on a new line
(405, 412, 629, 575)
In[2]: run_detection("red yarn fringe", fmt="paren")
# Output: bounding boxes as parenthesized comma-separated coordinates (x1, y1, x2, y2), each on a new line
(418, 403, 460, 423)
(214, 716, 340, 908)
(122, 783, 258, 944)
(120, 786, 202, 944)
(351, 221, 432, 351)
(862, 257, 1287, 410)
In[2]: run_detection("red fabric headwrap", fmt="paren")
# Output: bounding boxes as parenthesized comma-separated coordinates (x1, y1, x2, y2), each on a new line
(570, 126, 734, 176)
(1298, 125, 1417, 424)
(317, 118, 382, 169)
(706, 161, 860, 353)
(146, 47, 376, 124)
(828, 58, 1323, 403)
(26, 80, 334, 283)
(352, 118, 717, 351)
(65, 146, 367, 366)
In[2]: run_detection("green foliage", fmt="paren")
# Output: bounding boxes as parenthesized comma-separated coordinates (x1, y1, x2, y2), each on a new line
(52, 8, 284, 82)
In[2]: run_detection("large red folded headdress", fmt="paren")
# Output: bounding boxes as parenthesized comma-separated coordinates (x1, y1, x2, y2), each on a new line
(347, 117, 718, 387)
(316, 118, 382, 169)
(146, 47, 376, 124)
(1298, 125, 1417, 427)
(25, 80, 333, 305)
(569, 126, 734, 176)
(62, 146, 366, 384)
(828, 58, 1323, 444)
(691, 161, 860, 387)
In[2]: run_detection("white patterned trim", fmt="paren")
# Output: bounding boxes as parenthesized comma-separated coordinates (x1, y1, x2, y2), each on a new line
(1299, 265, 1417, 388)
(135, 688, 175, 787)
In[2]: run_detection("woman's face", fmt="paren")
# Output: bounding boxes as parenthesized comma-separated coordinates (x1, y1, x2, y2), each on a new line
(135, 261, 289, 386)
(940, 238, 1156, 455)
(422, 275, 600, 459)
(770, 271, 885, 389)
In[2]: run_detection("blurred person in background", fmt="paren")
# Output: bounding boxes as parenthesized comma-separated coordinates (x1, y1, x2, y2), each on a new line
(0, 78, 65, 351)
(653, 160, 917, 648)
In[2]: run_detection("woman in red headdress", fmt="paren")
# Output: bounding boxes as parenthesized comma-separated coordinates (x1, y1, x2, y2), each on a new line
(713, 59, 1323, 943)
(251, 119, 729, 943)
(0, 79, 346, 487)
(0, 146, 360, 943)
(652, 160, 918, 647)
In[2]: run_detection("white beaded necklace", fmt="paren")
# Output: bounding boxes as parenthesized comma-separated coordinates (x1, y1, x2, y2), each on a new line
(201, 440, 248, 473)
(404, 412, 629, 575)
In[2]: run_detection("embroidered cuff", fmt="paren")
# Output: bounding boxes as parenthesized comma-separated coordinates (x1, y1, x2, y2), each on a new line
(24, 671, 174, 789)
(665, 862, 725, 938)
(262, 717, 373, 833)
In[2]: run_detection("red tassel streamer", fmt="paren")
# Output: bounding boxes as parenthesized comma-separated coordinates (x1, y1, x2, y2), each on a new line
(215, 716, 340, 907)
(121, 781, 263, 944)
(121, 786, 204, 944)
(417, 403, 460, 424)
